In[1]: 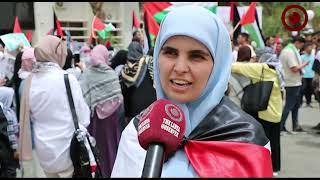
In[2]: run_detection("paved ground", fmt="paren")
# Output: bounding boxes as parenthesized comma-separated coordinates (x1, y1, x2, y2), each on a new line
(278, 100, 320, 178)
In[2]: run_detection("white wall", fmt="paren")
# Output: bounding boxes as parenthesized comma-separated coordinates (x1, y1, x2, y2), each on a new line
(118, 2, 140, 49)
(33, 2, 54, 45)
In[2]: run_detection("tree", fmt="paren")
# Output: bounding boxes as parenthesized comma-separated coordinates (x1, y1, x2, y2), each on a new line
(260, 2, 319, 39)
(89, 2, 106, 20)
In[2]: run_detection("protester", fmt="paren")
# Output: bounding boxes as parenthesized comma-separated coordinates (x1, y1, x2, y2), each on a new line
(265, 36, 276, 48)
(300, 42, 315, 107)
(80, 45, 124, 177)
(0, 86, 18, 177)
(231, 38, 239, 62)
(237, 32, 257, 62)
(112, 6, 272, 178)
(279, 36, 309, 134)
(231, 50, 283, 176)
(110, 49, 128, 76)
(312, 54, 320, 130)
(237, 45, 252, 62)
(18, 35, 90, 178)
(63, 48, 84, 80)
(132, 30, 144, 46)
(120, 41, 156, 122)
(16, 47, 46, 178)
(10, 52, 23, 120)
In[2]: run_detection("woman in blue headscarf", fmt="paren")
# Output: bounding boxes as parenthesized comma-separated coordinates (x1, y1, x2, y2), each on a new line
(111, 6, 272, 178)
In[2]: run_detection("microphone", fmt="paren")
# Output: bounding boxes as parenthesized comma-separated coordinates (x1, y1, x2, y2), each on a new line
(137, 99, 186, 178)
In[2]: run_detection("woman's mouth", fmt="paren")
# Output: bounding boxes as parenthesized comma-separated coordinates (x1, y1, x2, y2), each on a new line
(170, 79, 192, 91)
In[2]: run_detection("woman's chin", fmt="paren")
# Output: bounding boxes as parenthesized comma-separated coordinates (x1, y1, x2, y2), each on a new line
(167, 93, 197, 104)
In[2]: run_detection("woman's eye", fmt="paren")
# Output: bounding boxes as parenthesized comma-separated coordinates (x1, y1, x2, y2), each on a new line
(190, 54, 205, 60)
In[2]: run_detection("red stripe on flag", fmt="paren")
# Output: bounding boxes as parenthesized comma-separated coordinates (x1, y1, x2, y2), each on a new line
(230, 2, 235, 22)
(13, 16, 22, 33)
(240, 2, 256, 26)
(132, 10, 140, 29)
(56, 19, 64, 38)
(93, 16, 106, 31)
(26, 31, 32, 43)
(184, 140, 273, 178)
(144, 9, 160, 38)
(143, 2, 171, 16)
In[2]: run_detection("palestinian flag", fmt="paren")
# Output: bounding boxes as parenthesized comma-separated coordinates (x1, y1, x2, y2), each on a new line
(120, 96, 273, 177)
(230, 2, 241, 44)
(53, 9, 64, 38)
(143, 7, 160, 49)
(143, 2, 218, 48)
(144, 2, 218, 24)
(25, 30, 32, 43)
(240, 2, 265, 48)
(47, 9, 64, 38)
(132, 10, 140, 32)
(92, 16, 115, 40)
(13, 16, 22, 33)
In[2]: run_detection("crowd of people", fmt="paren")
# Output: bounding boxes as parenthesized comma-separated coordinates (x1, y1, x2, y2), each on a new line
(0, 5, 320, 178)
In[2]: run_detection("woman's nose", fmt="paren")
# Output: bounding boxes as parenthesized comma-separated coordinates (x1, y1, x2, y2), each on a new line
(173, 56, 189, 74)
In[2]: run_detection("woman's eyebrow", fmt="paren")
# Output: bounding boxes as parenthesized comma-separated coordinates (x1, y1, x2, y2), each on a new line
(189, 50, 211, 57)
(161, 46, 177, 52)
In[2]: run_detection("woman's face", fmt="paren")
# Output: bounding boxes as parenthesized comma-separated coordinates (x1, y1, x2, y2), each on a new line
(158, 36, 213, 103)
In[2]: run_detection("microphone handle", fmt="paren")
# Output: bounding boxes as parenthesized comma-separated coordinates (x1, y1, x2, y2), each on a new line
(141, 143, 165, 178)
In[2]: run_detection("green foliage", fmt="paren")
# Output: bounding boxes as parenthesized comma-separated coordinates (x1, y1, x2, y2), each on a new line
(260, 2, 316, 39)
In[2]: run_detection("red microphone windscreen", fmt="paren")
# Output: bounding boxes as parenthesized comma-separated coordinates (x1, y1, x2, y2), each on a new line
(137, 99, 186, 158)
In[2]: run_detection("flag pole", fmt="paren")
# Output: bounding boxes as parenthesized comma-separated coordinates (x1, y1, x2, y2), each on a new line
(232, 22, 240, 34)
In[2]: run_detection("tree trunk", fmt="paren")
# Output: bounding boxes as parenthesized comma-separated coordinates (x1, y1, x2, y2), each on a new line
(89, 2, 106, 20)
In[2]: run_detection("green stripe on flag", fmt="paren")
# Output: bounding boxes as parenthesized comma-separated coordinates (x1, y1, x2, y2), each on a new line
(96, 30, 107, 39)
(154, 10, 170, 24)
(243, 24, 264, 48)
(150, 34, 156, 47)
(207, 5, 217, 14)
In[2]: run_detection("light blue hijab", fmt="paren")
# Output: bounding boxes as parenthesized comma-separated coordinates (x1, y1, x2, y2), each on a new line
(152, 6, 233, 177)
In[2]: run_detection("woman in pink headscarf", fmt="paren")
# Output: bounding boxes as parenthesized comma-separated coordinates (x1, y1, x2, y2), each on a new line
(80, 45, 124, 177)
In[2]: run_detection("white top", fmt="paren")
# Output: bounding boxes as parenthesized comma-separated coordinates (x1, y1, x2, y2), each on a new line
(279, 48, 302, 87)
(29, 63, 90, 173)
(111, 120, 146, 177)
(232, 50, 238, 62)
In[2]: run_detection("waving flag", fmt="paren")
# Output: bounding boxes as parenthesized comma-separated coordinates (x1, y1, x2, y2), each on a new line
(132, 10, 140, 32)
(13, 16, 22, 33)
(145, 2, 217, 24)
(230, 2, 241, 43)
(143, 2, 218, 48)
(92, 16, 115, 40)
(240, 2, 265, 48)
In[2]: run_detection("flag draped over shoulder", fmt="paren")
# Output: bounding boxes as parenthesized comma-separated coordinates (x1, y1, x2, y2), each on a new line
(240, 2, 265, 48)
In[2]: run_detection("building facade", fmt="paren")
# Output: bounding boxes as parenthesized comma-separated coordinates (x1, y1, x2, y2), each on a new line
(33, 2, 139, 49)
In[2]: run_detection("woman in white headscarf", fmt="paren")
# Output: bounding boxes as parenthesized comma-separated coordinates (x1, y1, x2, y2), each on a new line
(111, 6, 272, 178)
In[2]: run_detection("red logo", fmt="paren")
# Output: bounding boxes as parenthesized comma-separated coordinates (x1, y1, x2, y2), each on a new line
(281, 4, 308, 31)
(165, 104, 183, 122)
